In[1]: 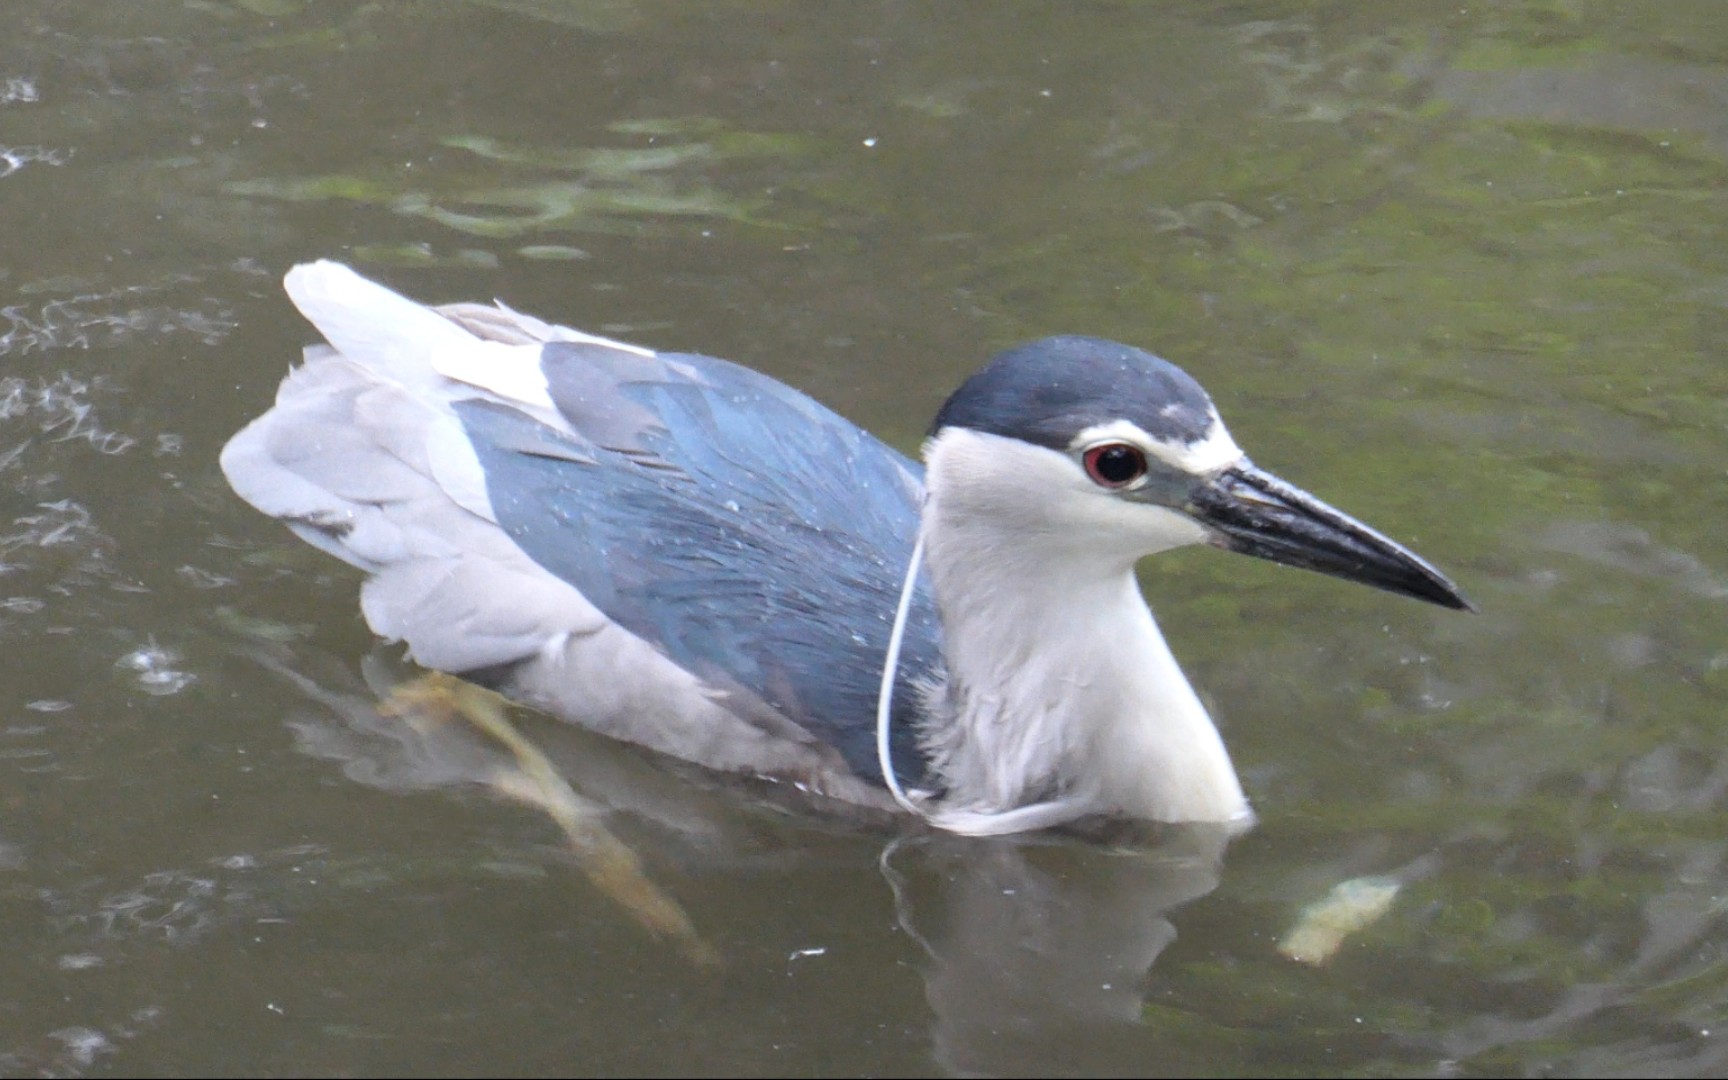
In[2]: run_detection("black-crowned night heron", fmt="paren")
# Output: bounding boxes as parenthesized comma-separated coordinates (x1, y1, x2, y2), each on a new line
(222, 262, 1469, 836)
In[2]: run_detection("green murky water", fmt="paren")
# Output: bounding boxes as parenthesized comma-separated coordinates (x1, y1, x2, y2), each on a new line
(2, 2, 1726, 1075)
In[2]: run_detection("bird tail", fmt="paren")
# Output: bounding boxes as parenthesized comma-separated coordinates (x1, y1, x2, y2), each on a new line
(281, 260, 478, 391)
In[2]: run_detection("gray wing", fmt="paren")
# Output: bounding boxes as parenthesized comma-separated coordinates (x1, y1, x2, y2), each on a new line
(221, 262, 941, 795)
(457, 343, 943, 786)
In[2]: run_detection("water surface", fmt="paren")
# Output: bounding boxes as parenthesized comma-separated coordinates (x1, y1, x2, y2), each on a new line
(3, 2, 1727, 1075)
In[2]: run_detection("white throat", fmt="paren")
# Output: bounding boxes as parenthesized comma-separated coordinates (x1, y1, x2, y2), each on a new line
(915, 428, 1252, 835)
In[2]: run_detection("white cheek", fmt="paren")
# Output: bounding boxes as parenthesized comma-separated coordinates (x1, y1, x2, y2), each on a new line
(922, 428, 1208, 560)
(1107, 502, 1208, 554)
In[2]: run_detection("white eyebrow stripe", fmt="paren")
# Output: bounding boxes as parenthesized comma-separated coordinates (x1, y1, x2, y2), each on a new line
(1070, 414, 1243, 474)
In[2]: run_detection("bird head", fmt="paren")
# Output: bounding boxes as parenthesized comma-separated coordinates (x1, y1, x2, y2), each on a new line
(923, 335, 1471, 610)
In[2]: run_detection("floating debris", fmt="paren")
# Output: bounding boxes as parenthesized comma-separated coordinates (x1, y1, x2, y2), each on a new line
(0, 145, 69, 178)
(56, 953, 104, 971)
(176, 565, 235, 589)
(1278, 874, 1402, 965)
(1, 76, 38, 104)
(116, 640, 196, 696)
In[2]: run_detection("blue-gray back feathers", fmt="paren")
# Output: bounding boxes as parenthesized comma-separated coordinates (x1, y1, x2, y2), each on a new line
(457, 343, 941, 785)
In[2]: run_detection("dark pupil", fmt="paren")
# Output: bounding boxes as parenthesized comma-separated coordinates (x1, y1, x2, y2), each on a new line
(1094, 446, 1140, 483)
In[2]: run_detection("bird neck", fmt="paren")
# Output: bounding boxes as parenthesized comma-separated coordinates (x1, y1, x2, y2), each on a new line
(916, 497, 1251, 833)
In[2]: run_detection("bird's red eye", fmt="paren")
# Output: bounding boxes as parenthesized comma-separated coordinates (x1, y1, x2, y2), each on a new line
(1083, 443, 1147, 488)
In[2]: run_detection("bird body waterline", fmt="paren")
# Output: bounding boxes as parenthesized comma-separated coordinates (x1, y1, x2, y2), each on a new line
(222, 262, 1469, 836)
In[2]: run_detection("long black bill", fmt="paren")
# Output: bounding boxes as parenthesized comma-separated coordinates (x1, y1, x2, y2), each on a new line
(1188, 462, 1474, 611)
